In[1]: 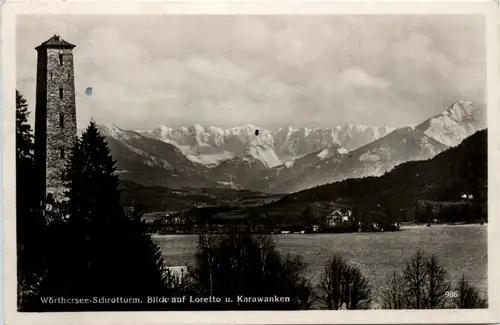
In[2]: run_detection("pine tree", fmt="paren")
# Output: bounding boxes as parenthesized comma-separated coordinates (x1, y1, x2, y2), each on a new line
(16, 90, 46, 311)
(16, 90, 34, 161)
(37, 121, 170, 311)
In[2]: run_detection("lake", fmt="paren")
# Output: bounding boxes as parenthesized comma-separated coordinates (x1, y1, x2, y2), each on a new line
(152, 224, 487, 307)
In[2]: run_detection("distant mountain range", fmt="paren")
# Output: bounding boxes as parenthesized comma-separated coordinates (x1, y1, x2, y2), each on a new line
(99, 125, 217, 188)
(262, 101, 484, 193)
(99, 100, 485, 193)
(282, 128, 487, 213)
(139, 124, 395, 166)
(256, 126, 448, 193)
(140, 125, 278, 167)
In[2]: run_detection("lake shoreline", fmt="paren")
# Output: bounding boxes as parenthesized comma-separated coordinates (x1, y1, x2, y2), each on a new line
(150, 222, 486, 237)
(153, 225, 487, 303)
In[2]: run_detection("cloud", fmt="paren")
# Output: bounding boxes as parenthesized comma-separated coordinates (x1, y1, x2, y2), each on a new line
(16, 15, 486, 129)
(339, 68, 390, 90)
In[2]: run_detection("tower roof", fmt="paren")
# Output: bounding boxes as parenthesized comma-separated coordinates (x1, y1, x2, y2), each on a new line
(35, 35, 76, 51)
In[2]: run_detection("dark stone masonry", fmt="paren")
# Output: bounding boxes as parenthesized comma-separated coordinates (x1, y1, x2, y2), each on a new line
(34, 35, 77, 201)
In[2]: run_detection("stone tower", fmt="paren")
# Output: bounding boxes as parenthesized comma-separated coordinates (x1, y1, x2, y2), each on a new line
(34, 35, 77, 201)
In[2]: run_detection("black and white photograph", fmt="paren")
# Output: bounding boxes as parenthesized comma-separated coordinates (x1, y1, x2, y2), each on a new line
(2, 1, 500, 324)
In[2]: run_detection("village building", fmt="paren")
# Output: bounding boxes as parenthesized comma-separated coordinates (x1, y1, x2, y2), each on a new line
(325, 208, 352, 228)
(461, 193, 474, 200)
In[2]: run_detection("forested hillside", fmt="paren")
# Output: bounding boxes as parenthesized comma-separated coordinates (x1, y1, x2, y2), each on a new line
(282, 129, 487, 221)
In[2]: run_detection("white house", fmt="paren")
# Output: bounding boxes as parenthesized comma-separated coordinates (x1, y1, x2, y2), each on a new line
(325, 209, 352, 227)
(461, 193, 474, 200)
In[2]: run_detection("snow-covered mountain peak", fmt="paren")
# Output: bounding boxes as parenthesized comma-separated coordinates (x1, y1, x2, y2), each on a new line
(101, 123, 121, 134)
(437, 101, 476, 121)
(316, 146, 348, 160)
(244, 143, 281, 167)
(417, 100, 485, 147)
(100, 124, 138, 141)
(337, 147, 349, 155)
(226, 124, 258, 134)
(140, 123, 396, 167)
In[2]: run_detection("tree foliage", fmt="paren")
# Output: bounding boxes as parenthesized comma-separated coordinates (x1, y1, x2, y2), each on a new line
(424, 255, 451, 308)
(16, 90, 46, 311)
(381, 271, 406, 309)
(402, 249, 431, 309)
(190, 232, 312, 310)
(16, 90, 34, 160)
(316, 252, 372, 309)
(36, 121, 170, 311)
(454, 274, 487, 309)
(380, 250, 483, 310)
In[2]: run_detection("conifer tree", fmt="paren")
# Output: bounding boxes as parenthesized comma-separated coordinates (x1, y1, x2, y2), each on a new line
(38, 121, 170, 311)
(16, 90, 46, 310)
(16, 90, 33, 161)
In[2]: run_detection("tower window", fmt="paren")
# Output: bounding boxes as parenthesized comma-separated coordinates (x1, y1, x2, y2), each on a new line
(61, 172, 65, 182)
(60, 148, 65, 159)
(60, 113, 64, 129)
(59, 53, 63, 65)
(59, 88, 63, 99)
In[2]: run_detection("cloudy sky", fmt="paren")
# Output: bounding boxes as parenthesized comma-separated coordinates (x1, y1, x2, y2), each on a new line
(17, 15, 485, 130)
